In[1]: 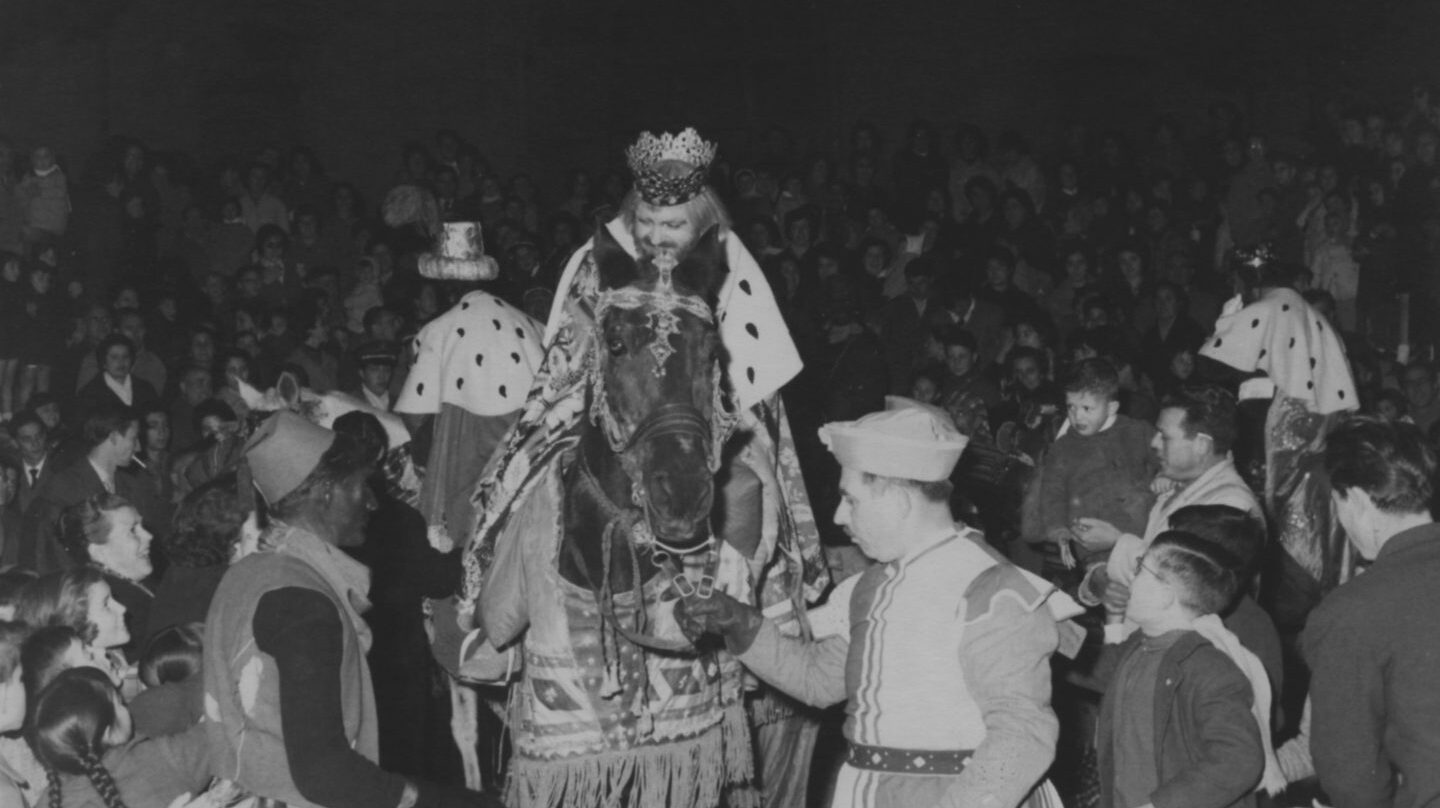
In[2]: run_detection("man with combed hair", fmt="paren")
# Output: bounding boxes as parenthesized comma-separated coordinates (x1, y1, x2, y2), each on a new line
(1072, 384, 1260, 633)
(679, 399, 1066, 808)
(1304, 417, 1440, 808)
(24, 404, 156, 575)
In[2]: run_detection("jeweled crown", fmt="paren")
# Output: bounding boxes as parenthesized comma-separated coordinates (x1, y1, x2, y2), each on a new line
(625, 128, 718, 206)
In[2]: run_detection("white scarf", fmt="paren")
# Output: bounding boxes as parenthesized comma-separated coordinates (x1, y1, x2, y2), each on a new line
(104, 373, 133, 406)
(1192, 614, 1286, 795)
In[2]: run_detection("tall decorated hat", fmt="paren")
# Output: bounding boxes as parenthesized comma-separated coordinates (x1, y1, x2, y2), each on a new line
(625, 127, 718, 206)
(418, 221, 499, 281)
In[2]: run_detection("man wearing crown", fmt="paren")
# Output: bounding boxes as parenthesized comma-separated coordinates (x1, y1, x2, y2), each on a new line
(444, 129, 828, 808)
(545, 128, 803, 409)
(545, 127, 823, 808)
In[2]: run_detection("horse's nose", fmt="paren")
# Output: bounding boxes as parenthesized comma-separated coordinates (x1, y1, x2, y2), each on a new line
(648, 469, 713, 518)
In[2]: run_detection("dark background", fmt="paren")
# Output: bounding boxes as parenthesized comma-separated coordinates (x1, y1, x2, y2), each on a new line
(0, 0, 1431, 198)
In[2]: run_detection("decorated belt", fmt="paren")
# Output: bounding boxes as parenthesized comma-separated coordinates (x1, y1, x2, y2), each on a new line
(846, 742, 973, 775)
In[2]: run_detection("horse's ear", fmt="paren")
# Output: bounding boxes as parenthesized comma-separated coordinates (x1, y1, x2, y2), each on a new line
(276, 371, 303, 409)
(673, 226, 728, 302)
(592, 223, 639, 291)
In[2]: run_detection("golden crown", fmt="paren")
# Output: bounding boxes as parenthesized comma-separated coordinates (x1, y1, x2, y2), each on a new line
(625, 128, 718, 206)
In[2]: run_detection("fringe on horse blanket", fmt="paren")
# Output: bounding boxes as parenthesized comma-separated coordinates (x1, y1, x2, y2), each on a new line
(477, 452, 756, 808)
(507, 702, 756, 808)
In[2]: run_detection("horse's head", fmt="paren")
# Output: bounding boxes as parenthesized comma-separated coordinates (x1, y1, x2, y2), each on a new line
(589, 224, 730, 549)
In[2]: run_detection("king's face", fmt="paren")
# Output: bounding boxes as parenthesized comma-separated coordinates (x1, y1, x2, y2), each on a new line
(633, 201, 698, 260)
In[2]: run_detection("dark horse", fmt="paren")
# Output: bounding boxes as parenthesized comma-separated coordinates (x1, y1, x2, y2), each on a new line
(557, 223, 734, 608)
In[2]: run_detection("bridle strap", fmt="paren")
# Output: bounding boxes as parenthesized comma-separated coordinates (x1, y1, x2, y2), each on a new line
(624, 402, 711, 454)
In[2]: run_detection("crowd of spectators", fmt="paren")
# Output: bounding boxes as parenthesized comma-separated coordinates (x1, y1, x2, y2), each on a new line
(3, 78, 1440, 808)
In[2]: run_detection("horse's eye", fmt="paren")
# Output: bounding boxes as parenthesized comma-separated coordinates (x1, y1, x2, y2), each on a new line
(607, 337, 627, 356)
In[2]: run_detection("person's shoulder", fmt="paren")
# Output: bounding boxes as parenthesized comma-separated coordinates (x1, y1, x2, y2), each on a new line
(1309, 556, 1410, 631)
(960, 554, 1048, 623)
(1172, 632, 1249, 684)
(1110, 414, 1154, 436)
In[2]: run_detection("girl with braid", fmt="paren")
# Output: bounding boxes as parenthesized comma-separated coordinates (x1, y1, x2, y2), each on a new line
(29, 666, 230, 808)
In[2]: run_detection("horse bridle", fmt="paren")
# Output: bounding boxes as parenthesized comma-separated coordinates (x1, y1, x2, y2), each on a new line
(569, 450, 717, 657)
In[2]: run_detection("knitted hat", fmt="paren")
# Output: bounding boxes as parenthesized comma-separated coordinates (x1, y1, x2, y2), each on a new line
(819, 397, 969, 482)
(243, 411, 335, 505)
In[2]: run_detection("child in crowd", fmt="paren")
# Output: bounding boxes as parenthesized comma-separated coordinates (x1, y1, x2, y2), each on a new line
(1038, 358, 1157, 573)
(128, 624, 205, 738)
(31, 666, 225, 808)
(18, 146, 70, 242)
(1094, 531, 1270, 808)
(1310, 207, 1359, 332)
(0, 621, 32, 807)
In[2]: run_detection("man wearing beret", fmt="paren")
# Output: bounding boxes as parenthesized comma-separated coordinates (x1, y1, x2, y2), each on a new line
(203, 411, 490, 808)
(679, 400, 1065, 808)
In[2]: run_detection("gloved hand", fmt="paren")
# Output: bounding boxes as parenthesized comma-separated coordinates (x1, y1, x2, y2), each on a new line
(674, 591, 765, 655)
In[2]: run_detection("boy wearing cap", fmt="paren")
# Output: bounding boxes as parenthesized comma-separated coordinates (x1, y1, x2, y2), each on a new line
(204, 412, 488, 808)
(351, 342, 398, 412)
(679, 400, 1066, 808)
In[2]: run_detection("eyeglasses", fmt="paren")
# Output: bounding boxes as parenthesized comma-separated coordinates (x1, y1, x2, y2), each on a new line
(1134, 556, 1165, 580)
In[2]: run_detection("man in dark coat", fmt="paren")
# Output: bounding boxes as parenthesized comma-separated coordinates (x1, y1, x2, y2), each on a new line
(24, 404, 159, 574)
(1303, 418, 1440, 808)
(74, 334, 160, 422)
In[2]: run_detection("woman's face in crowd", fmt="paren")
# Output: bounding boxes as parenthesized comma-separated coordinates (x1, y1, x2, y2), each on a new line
(36, 404, 60, 430)
(1376, 398, 1402, 422)
(30, 269, 51, 294)
(1156, 286, 1179, 320)
(1170, 349, 1196, 380)
(200, 415, 236, 443)
(103, 344, 133, 380)
(1318, 165, 1340, 193)
(1368, 181, 1387, 208)
(985, 258, 1011, 290)
(1013, 357, 1043, 391)
(191, 332, 216, 364)
(1119, 250, 1144, 283)
(925, 189, 948, 217)
(86, 581, 130, 649)
(32, 147, 56, 173)
(95, 506, 154, 582)
(144, 411, 170, 453)
(1, 258, 19, 283)
(1016, 322, 1043, 349)
(862, 244, 888, 276)
(911, 376, 938, 404)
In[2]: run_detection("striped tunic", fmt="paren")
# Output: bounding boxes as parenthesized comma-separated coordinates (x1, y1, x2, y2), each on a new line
(740, 528, 1061, 808)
